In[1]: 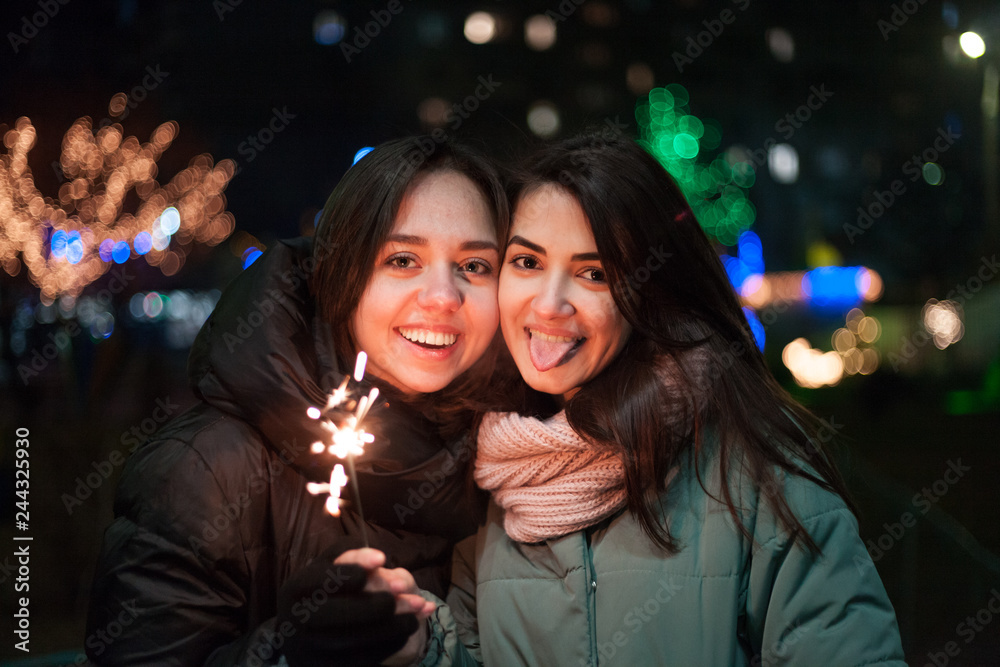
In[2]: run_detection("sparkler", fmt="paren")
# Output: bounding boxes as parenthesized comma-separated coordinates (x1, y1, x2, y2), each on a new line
(306, 351, 379, 547)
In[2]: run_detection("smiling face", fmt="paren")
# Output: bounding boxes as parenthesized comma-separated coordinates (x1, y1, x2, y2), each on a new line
(499, 184, 632, 401)
(351, 169, 500, 395)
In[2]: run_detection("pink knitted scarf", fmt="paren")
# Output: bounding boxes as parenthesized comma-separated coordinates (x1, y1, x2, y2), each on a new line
(475, 410, 627, 543)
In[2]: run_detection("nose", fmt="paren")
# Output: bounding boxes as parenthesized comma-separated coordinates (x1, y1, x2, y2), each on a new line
(531, 274, 574, 320)
(416, 265, 463, 313)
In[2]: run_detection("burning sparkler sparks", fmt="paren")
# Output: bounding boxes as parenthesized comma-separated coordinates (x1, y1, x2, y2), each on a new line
(1, 97, 236, 300)
(306, 351, 380, 545)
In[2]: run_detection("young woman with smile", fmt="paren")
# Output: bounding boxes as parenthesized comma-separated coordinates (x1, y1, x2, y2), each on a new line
(86, 137, 508, 666)
(352, 169, 500, 396)
(350, 133, 906, 666)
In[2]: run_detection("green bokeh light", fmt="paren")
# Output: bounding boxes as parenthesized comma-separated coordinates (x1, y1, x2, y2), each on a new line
(637, 85, 756, 245)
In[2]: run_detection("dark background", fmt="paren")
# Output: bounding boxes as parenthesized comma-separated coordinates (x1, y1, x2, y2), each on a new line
(1, 0, 999, 664)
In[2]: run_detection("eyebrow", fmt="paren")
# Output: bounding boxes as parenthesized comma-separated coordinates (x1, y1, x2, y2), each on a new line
(387, 234, 499, 253)
(507, 235, 601, 262)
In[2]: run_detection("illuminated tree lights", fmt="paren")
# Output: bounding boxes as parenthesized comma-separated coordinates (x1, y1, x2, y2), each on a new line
(1, 107, 236, 300)
(637, 84, 756, 246)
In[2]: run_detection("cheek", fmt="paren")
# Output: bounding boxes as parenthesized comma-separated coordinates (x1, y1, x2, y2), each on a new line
(498, 286, 530, 337)
(468, 284, 500, 335)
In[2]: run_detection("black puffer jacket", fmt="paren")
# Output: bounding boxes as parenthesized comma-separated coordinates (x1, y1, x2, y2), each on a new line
(86, 238, 483, 666)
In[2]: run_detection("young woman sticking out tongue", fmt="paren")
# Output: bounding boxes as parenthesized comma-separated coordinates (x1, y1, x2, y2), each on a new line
(344, 133, 906, 667)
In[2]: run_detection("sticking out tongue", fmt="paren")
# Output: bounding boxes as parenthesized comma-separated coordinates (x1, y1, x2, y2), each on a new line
(529, 334, 580, 372)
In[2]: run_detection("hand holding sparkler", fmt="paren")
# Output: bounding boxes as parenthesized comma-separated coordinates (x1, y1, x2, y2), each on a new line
(306, 351, 379, 547)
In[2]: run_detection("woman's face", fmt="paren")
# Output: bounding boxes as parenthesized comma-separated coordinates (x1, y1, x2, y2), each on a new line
(499, 184, 631, 401)
(351, 170, 500, 395)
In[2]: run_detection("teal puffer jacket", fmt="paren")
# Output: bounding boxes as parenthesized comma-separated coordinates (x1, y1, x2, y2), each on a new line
(421, 445, 907, 666)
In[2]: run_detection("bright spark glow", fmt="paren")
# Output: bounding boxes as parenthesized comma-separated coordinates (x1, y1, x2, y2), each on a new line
(307, 464, 349, 516)
(306, 352, 379, 520)
(354, 351, 368, 381)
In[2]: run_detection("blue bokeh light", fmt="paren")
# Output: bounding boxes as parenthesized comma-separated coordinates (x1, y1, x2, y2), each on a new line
(802, 266, 865, 309)
(743, 307, 765, 351)
(242, 248, 263, 269)
(314, 11, 347, 45)
(99, 239, 115, 262)
(353, 147, 374, 165)
(66, 231, 83, 264)
(159, 207, 181, 235)
(134, 231, 152, 255)
(112, 241, 131, 264)
(737, 231, 764, 274)
(51, 230, 68, 259)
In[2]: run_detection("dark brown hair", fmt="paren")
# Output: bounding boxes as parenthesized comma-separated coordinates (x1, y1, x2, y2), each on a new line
(504, 132, 854, 553)
(310, 136, 509, 435)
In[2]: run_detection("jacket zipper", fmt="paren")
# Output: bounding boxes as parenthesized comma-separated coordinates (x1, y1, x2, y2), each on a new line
(583, 529, 599, 666)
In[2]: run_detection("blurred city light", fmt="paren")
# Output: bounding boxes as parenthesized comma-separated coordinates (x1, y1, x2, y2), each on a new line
(242, 247, 263, 269)
(111, 241, 130, 264)
(417, 98, 450, 127)
(527, 101, 560, 137)
(922, 162, 945, 185)
(959, 31, 986, 58)
(766, 27, 795, 62)
(158, 207, 181, 236)
(51, 230, 68, 259)
(639, 85, 756, 245)
(922, 299, 965, 349)
(352, 147, 374, 165)
(626, 62, 655, 95)
(524, 15, 556, 51)
(313, 11, 346, 46)
(782, 338, 845, 388)
(134, 231, 152, 255)
(768, 143, 799, 183)
(464, 12, 497, 44)
(743, 306, 765, 350)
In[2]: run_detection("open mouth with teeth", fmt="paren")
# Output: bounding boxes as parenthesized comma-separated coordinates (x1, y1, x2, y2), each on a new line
(397, 327, 459, 349)
(527, 329, 585, 372)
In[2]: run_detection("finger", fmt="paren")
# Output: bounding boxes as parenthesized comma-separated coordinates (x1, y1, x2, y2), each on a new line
(395, 593, 436, 618)
(384, 567, 417, 595)
(333, 547, 386, 571)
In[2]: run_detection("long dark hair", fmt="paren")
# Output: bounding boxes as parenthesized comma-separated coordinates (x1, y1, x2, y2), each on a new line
(310, 137, 509, 436)
(504, 132, 854, 554)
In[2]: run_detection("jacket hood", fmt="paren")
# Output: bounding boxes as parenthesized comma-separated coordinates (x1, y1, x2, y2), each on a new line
(188, 238, 481, 536)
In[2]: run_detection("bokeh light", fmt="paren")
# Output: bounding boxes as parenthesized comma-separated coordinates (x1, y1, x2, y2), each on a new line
(922, 299, 964, 349)
(0, 111, 234, 299)
(766, 27, 795, 62)
(524, 15, 556, 51)
(527, 101, 560, 137)
(134, 231, 152, 255)
(464, 12, 497, 44)
(638, 85, 756, 245)
(959, 31, 986, 58)
(782, 338, 844, 388)
(313, 10, 347, 46)
(768, 144, 799, 184)
(112, 241, 130, 264)
(352, 147, 374, 165)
